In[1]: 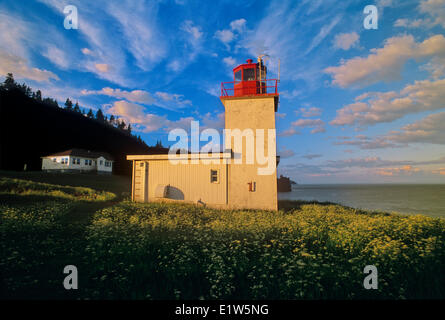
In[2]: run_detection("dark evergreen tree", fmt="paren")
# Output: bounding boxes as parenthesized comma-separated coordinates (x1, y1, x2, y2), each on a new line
(65, 98, 73, 111)
(117, 119, 126, 130)
(127, 123, 132, 134)
(35, 90, 42, 101)
(3, 73, 16, 90)
(95, 108, 105, 122)
(109, 115, 115, 126)
(87, 108, 94, 118)
(73, 102, 81, 113)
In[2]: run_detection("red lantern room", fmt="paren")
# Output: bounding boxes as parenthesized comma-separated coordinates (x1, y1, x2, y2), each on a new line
(220, 57, 279, 98)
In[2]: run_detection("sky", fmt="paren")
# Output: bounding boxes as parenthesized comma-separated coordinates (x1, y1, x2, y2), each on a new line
(1, 0, 445, 183)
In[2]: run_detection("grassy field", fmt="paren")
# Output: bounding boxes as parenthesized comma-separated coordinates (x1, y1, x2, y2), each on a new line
(0, 170, 131, 196)
(1, 172, 444, 299)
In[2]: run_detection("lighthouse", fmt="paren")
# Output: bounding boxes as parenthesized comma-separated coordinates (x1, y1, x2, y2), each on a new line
(127, 57, 279, 211)
(220, 57, 279, 210)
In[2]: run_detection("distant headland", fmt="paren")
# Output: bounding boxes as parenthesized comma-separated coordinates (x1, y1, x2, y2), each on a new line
(277, 175, 297, 192)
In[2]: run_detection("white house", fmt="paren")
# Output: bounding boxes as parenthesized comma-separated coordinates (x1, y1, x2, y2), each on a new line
(41, 149, 114, 174)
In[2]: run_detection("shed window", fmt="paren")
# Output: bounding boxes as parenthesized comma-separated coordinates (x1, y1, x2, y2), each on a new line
(210, 169, 219, 183)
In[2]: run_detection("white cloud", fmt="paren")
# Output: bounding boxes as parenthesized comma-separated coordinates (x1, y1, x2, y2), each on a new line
(334, 135, 397, 149)
(325, 34, 445, 88)
(214, 18, 247, 45)
(106, 1, 167, 71)
(223, 56, 236, 67)
(167, 60, 181, 72)
(155, 91, 192, 107)
(0, 49, 59, 82)
(388, 111, 445, 145)
(292, 118, 326, 134)
(391, 1, 445, 30)
(302, 154, 322, 160)
(81, 48, 93, 55)
(331, 78, 445, 127)
(278, 147, 295, 159)
(81, 87, 155, 105)
(432, 168, 445, 175)
(36, 0, 164, 85)
(0, 12, 29, 58)
(305, 15, 342, 54)
(376, 166, 420, 176)
(94, 63, 110, 73)
(42, 46, 70, 69)
(333, 112, 445, 150)
(297, 107, 322, 117)
(394, 19, 423, 28)
(215, 29, 235, 44)
(279, 128, 300, 137)
(181, 20, 203, 42)
(167, 20, 204, 73)
(333, 32, 359, 50)
(82, 87, 191, 110)
(106, 100, 167, 133)
(419, 0, 445, 28)
(230, 19, 247, 32)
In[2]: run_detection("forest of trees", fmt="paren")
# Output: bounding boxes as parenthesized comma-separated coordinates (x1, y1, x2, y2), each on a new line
(0, 73, 167, 174)
(0, 73, 152, 149)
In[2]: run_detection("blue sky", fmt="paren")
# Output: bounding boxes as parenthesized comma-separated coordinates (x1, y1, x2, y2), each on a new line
(1, 0, 445, 183)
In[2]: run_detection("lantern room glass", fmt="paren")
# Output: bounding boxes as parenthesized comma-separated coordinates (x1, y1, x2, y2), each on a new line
(243, 68, 255, 81)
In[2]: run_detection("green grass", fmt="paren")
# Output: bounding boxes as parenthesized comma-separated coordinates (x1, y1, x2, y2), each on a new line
(0, 170, 131, 197)
(0, 176, 117, 201)
(1, 173, 444, 300)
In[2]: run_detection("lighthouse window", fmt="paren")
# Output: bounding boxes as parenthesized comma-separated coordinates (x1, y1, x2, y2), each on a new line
(234, 70, 241, 82)
(243, 68, 255, 81)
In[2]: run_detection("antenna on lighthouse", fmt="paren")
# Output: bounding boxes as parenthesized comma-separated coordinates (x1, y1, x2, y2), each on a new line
(278, 59, 280, 83)
(258, 54, 269, 94)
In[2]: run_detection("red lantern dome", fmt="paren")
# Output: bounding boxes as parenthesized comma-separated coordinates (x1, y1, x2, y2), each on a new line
(220, 57, 278, 98)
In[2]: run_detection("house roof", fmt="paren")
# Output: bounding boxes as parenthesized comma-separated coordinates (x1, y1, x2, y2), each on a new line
(44, 148, 114, 160)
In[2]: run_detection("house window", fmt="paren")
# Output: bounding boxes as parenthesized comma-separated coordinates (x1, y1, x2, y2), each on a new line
(77, 158, 80, 164)
(52, 158, 56, 162)
(100, 160, 103, 165)
(210, 169, 219, 184)
(85, 159, 88, 165)
(61, 158, 68, 164)
(89, 160, 92, 165)
(72, 158, 76, 164)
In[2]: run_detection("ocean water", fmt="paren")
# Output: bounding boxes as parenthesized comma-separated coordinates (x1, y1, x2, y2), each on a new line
(278, 184, 445, 218)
